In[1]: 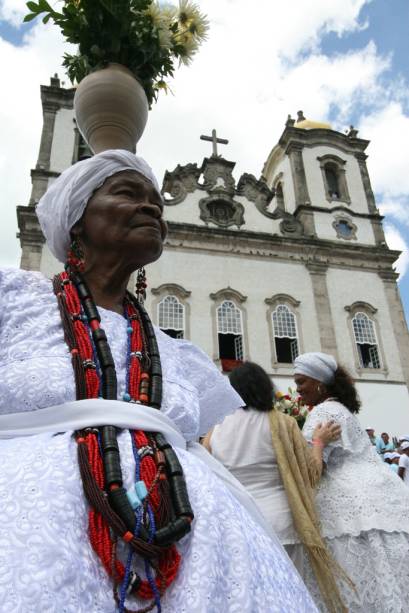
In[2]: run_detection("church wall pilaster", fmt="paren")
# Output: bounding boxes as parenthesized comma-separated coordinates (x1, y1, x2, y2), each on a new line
(306, 261, 338, 358)
(355, 151, 386, 245)
(379, 270, 409, 388)
(286, 143, 316, 236)
(36, 102, 59, 172)
(16, 205, 45, 271)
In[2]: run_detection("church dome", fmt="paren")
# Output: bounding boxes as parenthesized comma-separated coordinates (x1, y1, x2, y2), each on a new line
(294, 111, 331, 130)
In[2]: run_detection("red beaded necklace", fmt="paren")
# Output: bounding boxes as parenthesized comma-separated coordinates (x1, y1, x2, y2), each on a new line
(53, 271, 187, 613)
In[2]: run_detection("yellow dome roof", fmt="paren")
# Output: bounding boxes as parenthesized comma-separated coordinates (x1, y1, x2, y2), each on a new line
(294, 118, 332, 130)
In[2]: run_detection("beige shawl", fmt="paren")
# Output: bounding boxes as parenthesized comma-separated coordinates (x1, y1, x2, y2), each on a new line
(269, 410, 353, 613)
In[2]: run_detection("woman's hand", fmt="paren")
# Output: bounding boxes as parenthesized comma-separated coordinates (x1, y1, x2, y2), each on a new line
(312, 420, 341, 446)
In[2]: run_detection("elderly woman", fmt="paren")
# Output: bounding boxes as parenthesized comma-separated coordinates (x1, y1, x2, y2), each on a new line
(0, 150, 318, 613)
(294, 352, 409, 613)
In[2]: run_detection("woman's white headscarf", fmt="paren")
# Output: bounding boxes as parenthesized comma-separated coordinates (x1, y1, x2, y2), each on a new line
(36, 149, 161, 263)
(293, 352, 337, 384)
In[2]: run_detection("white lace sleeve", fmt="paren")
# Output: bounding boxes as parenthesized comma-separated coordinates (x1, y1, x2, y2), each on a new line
(0, 269, 4, 328)
(303, 401, 367, 463)
(176, 340, 244, 436)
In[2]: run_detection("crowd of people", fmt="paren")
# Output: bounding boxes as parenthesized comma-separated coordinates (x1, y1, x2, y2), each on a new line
(365, 427, 409, 483)
(205, 357, 409, 612)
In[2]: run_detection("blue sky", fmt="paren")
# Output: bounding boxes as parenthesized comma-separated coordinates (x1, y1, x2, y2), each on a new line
(0, 0, 409, 321)
(323, 0, 409, 86)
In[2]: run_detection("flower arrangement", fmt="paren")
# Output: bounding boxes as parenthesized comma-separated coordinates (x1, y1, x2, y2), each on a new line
(274, 388, 312, 429)
(24, 0, 209, 106)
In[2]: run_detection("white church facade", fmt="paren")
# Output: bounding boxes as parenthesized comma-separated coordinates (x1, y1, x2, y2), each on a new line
(17, 76, 409, 435)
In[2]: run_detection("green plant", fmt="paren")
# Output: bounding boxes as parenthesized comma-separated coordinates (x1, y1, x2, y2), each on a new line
(24, 0, 209, 106)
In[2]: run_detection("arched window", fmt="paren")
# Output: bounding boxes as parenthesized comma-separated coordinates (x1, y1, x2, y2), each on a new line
(324, 164, 340, 199)
(72, 121, 92, 163)
(318, 154, 351, 204)
(272, 304, 299, 363)
(217, 300, 244, 365)
(352, 312, 381, 369)
(275, 182, 285, 210)
(158, 295, 185, 339)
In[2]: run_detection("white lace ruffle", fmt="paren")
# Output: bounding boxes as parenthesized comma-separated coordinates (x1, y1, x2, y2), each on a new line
(294, 530, 409, 613)
(303, 401, 409, 539)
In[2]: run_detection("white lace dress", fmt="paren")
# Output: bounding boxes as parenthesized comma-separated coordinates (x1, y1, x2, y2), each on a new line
(300, 400, 409, 613)
(0, 268, 317, 613)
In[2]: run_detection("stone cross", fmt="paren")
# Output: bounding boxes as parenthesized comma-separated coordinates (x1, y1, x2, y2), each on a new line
(200, 129, 228, 157)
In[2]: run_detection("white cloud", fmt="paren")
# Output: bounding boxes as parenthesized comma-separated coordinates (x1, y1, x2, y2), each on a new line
(278, 42, 390, 125)
(384, 224, 409, 279)
(359, 103, 409, 197)
(0, 0, 29, 27)
(0, 0, 406, 272)
(378, 198, 409, 227)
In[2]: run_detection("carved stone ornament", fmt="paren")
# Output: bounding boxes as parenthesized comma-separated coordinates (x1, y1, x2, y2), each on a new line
(151, 283, 191, 299)
(332, 216, 357, 241)
(199, 192, 245, 228)
(279, 214, 304, 236)
(162, 163, 201, 205)
(210, 287, 247, 303)
(237, 173, 304, 236)
(200, 157, 236, 194)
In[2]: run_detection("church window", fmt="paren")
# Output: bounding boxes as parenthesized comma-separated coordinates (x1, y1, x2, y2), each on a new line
(324, 165, 340, 199)
(275, 182, 285, 210)
(352, 312, 381, 369)
(199, 194, 245, 228)
(318, 155, 351, 204)
(217, 300, 244, 368)
(337, 220, 352, 237)
(158, 295, 185, 339)
(333, 217, 357, 240)
(272, 305, 299, 363)
(72, 121, 92, 163)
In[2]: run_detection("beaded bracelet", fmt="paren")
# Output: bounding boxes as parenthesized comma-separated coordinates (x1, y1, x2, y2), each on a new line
(312, 438, 324, 448)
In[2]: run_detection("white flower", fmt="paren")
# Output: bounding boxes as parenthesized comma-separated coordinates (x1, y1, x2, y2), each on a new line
(177, 0, 209, 44)
(177, 35, 199, 65)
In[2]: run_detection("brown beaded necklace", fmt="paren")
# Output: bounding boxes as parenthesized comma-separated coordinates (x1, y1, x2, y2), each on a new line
(53, 268, 193, 612)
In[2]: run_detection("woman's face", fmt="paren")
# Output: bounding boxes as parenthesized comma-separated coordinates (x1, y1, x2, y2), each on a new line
(74, 169, 167, 269)
(294, 374, 323, 407)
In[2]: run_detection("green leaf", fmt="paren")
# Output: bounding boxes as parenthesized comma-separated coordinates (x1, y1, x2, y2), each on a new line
(23, 12, 38, 22)
(26, 1, 40, 12)
(38, 0, 53, 11)
(42, 13, 52, 24)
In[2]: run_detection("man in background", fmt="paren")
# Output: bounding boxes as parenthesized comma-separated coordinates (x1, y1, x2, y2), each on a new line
(398, 442, 409, 486)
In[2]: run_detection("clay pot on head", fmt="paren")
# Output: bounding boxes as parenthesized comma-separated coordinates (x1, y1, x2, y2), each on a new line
(74, 63, 149, 154)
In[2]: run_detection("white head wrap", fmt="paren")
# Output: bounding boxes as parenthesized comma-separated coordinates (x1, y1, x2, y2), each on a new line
(401, 441, 409, 451)
(293, 352, 337, 384)
(37, 149, 161, 263)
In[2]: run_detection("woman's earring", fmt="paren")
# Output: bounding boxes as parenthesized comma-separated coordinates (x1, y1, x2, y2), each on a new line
(317, 384, 321, 394)
(67, 238, 85, 272)
(136, 267, 147, 304)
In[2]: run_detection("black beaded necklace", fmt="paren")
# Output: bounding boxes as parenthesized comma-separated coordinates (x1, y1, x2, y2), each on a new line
(53, 268, 193, 612)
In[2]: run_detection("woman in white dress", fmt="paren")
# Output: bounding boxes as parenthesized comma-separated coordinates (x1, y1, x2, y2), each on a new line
(0, 150, 317, 613)
(208, 361, 348, 613)
(294, 352, 409, 613)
